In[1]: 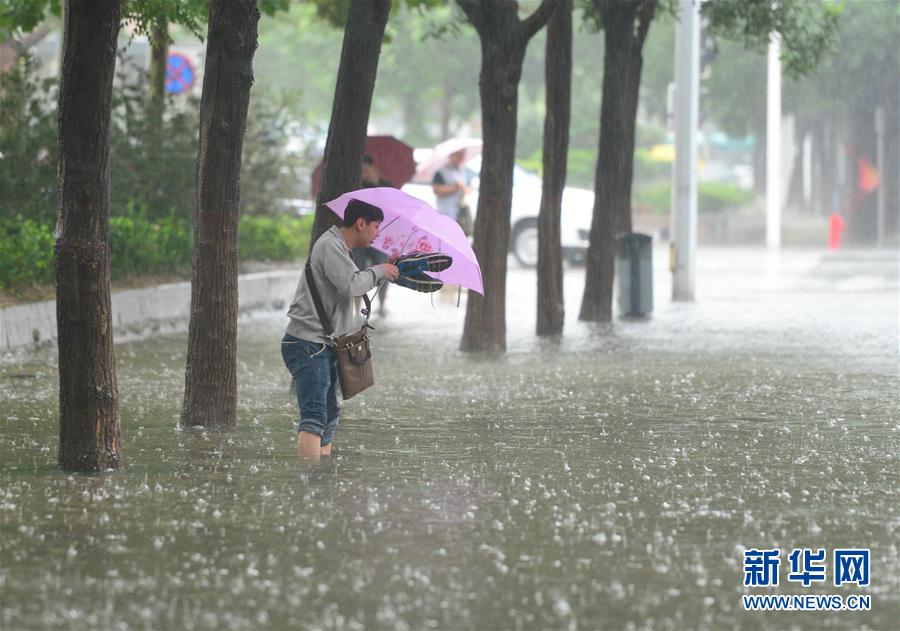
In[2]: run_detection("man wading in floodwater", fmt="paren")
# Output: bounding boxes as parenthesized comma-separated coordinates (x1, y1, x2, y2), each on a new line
(281, 200, 399, 459)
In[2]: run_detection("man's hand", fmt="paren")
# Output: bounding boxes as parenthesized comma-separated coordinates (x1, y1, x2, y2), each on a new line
(378, 263, 399, 281)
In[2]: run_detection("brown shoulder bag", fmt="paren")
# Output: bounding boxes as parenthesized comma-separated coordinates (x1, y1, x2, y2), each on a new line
(305, 261, 374, 400)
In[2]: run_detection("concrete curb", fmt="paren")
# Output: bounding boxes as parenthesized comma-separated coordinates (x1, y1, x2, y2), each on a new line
(1, 270, 300, 353)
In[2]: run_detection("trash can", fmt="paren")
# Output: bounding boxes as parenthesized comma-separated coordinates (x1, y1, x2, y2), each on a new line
(616, 232, 653, 317)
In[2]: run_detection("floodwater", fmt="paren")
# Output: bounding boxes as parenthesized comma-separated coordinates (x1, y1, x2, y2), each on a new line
(2, 247, 898, 630)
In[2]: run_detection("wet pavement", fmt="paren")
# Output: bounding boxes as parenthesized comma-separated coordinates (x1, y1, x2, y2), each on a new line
(1, 246, 898, 629)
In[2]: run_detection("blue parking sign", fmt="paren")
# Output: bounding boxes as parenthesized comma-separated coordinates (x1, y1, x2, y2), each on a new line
(165, 53, 195, 95)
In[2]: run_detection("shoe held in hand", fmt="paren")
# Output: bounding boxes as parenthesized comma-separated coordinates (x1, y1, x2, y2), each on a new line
(393, 271, 443, 293)
(395, 251, 452, 276)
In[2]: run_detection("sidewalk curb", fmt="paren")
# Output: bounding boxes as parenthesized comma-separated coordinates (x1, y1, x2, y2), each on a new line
(1, 270, 300, 353)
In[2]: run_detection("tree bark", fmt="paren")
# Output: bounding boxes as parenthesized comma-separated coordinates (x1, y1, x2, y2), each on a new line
(458, 0, 554, 353)
(579, 0, 655, 322)
(440, 79, 452, 141)
(310, 0, 392, 246)
(181, 0, 260, 429)
(148, 18, 168, 126)
(536, 0, 572, 337)
(55, 0, 124, 472)
(821, 120, 836, 214)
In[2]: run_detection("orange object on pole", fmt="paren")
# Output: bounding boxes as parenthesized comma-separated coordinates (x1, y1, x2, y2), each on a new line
(857, 156, 880, 194)
(828, 212, 845, 251)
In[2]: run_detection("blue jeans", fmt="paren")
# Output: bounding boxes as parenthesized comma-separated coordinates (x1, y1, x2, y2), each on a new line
(281, 334, 340, 445)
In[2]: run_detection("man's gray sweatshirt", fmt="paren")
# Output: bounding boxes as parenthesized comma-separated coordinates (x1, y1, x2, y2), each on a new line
(285, 226, 385, 345)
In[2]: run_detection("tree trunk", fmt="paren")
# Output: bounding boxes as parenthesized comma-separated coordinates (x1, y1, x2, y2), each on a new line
(579, 0, 654, 322)
(148, 18, 168, 126)
(181, 0, 260, 429)
(618, 1, 654, 235)
(884, 84, 900, 239)
(809, 118, 823, 215)
(536, 0, 571, 337)
(310, 0, 391, 246)
(821, 120, 836, 214)
(848, 104, 880, 244)
(55, 0, 124, 472)
(458, 0, 554, 353)
(440, 79, 452, 141)
(786, 122, 807, 213)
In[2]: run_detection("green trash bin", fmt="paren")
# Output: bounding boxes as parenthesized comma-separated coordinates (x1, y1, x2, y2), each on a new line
(617, 232, 653, 317)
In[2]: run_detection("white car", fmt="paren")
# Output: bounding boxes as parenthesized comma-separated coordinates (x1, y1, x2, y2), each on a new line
(402, 162, 594, 267)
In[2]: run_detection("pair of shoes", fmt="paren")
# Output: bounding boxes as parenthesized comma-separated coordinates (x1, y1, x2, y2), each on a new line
(395, 251, 452, 276)
(393, 251, 452, 293)
(394, 272, 443, 293)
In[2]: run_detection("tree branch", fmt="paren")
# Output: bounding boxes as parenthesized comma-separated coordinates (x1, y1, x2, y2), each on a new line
(521, 0, 556, 41)
(455, 0, 482, 31)
(634, 0, 657, 50)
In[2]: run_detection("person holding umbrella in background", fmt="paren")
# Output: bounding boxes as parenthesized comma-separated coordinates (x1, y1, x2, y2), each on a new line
(432, 148, 475, 236)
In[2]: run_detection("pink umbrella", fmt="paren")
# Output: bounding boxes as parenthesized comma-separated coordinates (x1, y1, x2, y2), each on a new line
(412, 137, 482, 183)
(325, 187, 484, 295)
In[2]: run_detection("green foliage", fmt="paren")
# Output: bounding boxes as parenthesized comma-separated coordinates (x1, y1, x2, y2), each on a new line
(2, 0, 287, 42)
(126, 0, 207, 41)
(633, 147, 670, 180)
(634, 180, 755, 215)
(704, 38, 766, 138)
(108, 54, 200, 221)
(255, 2, 482, 149)
(108, 205, 192, 276)
(0, 55, 58, 225)
(239, 213, 311, 262)
(0, 216, 54, 288)
(702, 0, 842, 78)
(240, 91, 308, 214)
(785, 0, 898, 114)
(1, 53, 305, 223)
(564, 148, 596, 189)
(0, 211, 311, 291)
(0, 0, 59, 36)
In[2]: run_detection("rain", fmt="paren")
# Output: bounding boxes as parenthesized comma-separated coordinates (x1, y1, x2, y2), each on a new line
(2, 0, 898, 628)
(2, 248, 897, 630)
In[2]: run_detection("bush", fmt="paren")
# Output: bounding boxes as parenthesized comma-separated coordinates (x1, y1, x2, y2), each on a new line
(109, 209, 192, 276)
(0, 218, 54, 289)
(239, 214, 312, 262)
(634, 147, 671, 181)
(0, 57, 59, 225)
(2, 53, 309, 226)
(0, 210, 309, 292)
(634, 180, 756, 215)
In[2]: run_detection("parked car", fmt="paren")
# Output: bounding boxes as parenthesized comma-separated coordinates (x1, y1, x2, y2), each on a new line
(402, 159, 593, 267)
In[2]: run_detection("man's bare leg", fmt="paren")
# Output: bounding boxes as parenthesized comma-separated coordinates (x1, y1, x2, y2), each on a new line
(297, 431, 322, 459)
(321, 443, 333, 456)
(377, 283, 388, 315)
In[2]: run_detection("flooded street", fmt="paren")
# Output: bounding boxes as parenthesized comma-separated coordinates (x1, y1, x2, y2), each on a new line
(2, 247, 898, 630)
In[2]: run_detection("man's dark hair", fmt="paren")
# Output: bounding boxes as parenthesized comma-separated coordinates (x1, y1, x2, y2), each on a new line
(363, 154, 374, 166)
(342, 199, 384, 227)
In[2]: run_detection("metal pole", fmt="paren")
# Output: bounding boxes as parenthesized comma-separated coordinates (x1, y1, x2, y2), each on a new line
(766, 34, 782, 251)
(671, 0, 700, 302)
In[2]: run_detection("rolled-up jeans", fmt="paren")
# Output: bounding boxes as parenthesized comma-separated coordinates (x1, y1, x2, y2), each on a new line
(281, 334, 340, 445)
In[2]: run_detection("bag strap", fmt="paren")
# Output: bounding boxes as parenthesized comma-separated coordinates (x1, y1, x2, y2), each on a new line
(305, 257, 372, 341)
